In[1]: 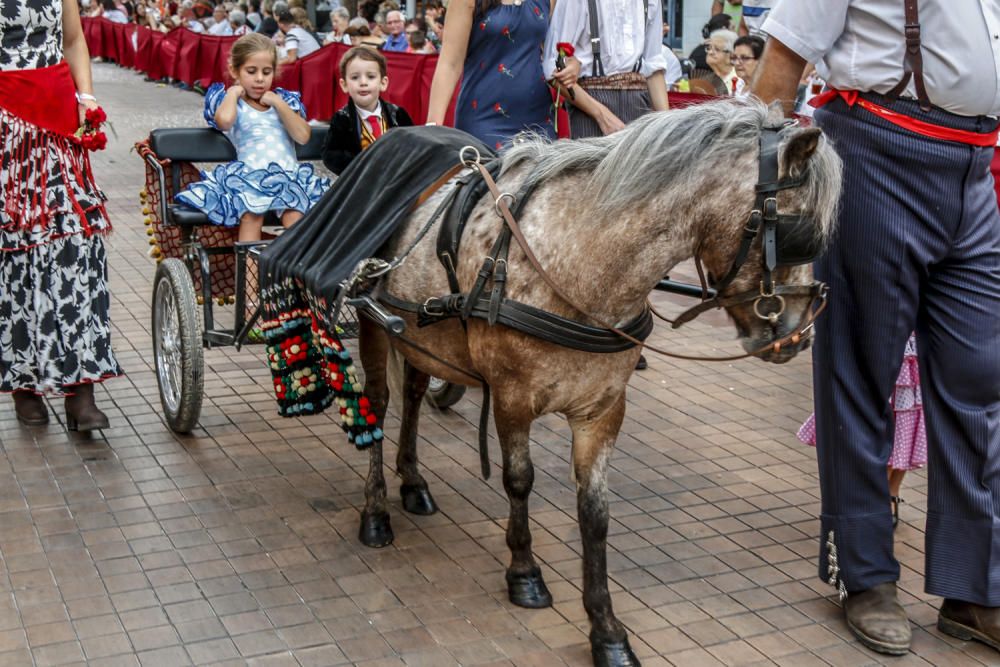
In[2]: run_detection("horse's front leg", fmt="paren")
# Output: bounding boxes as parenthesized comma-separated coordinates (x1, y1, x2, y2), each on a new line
(358, 316, 393, 547)
(570, 393, 639, 667)
(493, 400, 552, 609)
(397, 360, 438, 515)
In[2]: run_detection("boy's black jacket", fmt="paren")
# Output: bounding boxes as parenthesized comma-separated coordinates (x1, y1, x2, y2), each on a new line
(322, 98, 414, 175)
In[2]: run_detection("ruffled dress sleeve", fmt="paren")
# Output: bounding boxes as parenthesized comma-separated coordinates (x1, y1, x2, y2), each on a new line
(274, 88, 307, 119)
(203, 82, 229, 130)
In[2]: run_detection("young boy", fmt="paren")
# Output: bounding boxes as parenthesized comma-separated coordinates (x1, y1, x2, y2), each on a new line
(321, 47, 413, 175)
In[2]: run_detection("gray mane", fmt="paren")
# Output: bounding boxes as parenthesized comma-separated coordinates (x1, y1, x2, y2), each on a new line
(501, 98, 841, 241)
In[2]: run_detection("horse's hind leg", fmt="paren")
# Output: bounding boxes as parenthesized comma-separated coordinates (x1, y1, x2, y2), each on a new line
(570, 393, 640, 667)
(494, 401, 552, 609)
(358, 316, 393, 548)
(397, 360, 438, 515)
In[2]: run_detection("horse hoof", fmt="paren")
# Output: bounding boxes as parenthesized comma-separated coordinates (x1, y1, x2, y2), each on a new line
(359, 510, 394, 548)
(506, 567, 552, 608)
(591, 635, 641, 667)
(400, 484, 438, 515)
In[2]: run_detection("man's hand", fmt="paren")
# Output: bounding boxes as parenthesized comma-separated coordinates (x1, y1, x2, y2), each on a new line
(552, 55, 580, 90)
(597, 106, 625, 135)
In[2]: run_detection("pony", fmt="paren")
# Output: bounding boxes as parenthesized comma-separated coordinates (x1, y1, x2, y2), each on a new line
(356, 99, 842, 666)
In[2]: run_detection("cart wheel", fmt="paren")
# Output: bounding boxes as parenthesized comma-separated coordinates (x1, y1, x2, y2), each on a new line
(424, 376, 466, 410)
(152, 258, 203, 433)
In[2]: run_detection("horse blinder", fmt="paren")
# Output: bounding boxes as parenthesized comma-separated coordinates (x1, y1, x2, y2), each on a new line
(673, 126, 825, 330)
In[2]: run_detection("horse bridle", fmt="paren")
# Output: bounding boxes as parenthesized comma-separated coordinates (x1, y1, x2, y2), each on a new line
(671, 123, 828, 330)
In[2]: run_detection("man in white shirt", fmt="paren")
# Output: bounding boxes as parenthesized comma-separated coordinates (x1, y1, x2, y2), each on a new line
(738, 0, 769, 38)
(754, 0, 1000, 658)
(543, 0, 669, 138)
(208, 5, 233, 35)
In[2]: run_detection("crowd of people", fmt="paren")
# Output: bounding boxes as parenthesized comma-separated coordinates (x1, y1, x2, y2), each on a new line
(86, 0, 447, 55)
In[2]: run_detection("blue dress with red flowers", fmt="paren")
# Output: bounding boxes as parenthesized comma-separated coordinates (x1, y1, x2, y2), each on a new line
(455, 0, 556, 151)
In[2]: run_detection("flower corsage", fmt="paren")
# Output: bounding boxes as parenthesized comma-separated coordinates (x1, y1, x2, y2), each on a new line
(76, 107, 109, 152)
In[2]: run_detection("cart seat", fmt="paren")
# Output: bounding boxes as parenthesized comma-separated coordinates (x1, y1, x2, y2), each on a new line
(149, 126, 329, 228)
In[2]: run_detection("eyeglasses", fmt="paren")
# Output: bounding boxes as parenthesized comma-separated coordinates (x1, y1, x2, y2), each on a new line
(704, 45, 730, 54)
(732, 55, 757, 63)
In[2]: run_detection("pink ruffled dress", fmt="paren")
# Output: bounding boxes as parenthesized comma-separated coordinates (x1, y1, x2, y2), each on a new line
(799, 333, 927, 471)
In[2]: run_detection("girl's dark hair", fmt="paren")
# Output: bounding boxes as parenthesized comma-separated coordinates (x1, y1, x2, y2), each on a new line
(733, 35, 765, 59)
(474, 0, 501, 18)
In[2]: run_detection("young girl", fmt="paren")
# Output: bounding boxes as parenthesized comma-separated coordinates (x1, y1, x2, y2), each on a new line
(798, 333, 927, 527)
(176, 33, 329, 241)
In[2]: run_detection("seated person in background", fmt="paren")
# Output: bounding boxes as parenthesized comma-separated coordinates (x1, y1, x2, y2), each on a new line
(230, 9, 252, 35)
(703, 29, 741, 95)
(322, 47, 413, 175)
(688, 13, 731, 78)
(178, 2, 206, 31)
(324, 7, 352, 44)
(256, 0, 280, 35)
(732, 34, 763, 93)
(345, 22, 385, 49)
(381, 9, 407, 51)
(406, 28, 434, 54)
(208, 4, 233, 34)
(277, 8, 321, 64)
(101, 0, 130, 23)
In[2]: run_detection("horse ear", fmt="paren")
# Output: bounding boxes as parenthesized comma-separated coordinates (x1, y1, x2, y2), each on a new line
(782, 127, 823, 176)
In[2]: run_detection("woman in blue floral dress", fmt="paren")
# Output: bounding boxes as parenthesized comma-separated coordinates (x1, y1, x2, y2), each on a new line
(426, 0, 578, 151)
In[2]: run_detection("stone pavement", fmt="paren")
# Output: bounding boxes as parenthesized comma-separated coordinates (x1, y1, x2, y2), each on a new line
(0, 63, 991, 667)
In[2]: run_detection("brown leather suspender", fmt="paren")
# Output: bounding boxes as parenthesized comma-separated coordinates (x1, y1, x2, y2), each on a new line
(886, 0, 932, 111)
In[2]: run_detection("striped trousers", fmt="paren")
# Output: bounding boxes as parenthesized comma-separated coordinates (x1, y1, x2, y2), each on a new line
(813, 93, 1000, 605)
(568, 75, 651, 139)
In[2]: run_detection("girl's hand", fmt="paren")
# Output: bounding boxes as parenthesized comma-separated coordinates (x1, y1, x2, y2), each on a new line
(259, 90, 280, 107)
(227, 84, 245, 97)
(552, 56, 580, 89)
(77, 97, 99, 127)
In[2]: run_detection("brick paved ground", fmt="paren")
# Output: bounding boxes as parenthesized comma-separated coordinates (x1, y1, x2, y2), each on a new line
(0, 63, 992, 667)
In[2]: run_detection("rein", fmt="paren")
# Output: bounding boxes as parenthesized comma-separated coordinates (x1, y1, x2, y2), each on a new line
(462, 137, 828, 363)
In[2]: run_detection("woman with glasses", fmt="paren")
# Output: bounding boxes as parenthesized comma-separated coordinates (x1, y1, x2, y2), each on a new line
(732, 34, 764, 87)
(703, 29, 741, 95)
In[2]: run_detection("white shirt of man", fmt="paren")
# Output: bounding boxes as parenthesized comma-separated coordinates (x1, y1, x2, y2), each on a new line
(763, 0, 1000, 117)
(284, 25, 321, 58)
(186, 18, 206, 33)
(543, 0, 667, 80)
(209, 18, 234, 35)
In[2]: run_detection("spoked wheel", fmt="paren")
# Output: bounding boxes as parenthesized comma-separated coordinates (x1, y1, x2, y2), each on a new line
(424, 376, 467, 410)
(152, 259, 203, 433)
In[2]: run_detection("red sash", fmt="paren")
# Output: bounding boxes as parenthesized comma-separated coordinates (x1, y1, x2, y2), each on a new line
(811, 89, 1000, 148)
(0, 61, 79, 137)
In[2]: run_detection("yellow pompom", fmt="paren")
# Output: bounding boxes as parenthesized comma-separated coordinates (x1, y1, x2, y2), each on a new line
(142, 207, 151, 215)
(197, 296, 204, 305)
(146, 228, 155, 236)
(148, 238, 157, 246)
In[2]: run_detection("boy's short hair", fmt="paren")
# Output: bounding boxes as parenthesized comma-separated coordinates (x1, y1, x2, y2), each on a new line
(339, 46, 388, 78)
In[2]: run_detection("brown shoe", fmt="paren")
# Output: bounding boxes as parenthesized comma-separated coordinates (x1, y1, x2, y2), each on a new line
(64, 384, 109, 432)
(938, 599, 1000, 651)
(844, 582, 911, 655)
(12, 390, 49, 425)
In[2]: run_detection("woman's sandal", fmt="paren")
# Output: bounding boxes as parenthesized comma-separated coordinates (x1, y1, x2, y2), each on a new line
(891, 496, 904, 529)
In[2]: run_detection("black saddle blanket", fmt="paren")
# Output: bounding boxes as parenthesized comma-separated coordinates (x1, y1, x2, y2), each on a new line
(259, 126, 493, 311)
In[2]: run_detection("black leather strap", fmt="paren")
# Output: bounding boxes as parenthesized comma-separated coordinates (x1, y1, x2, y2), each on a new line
(379, 291, 653, 354)
(587, 0, 605, 78)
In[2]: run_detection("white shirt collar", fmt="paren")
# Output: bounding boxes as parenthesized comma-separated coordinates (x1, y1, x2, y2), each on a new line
(356, 102, 382, 121)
